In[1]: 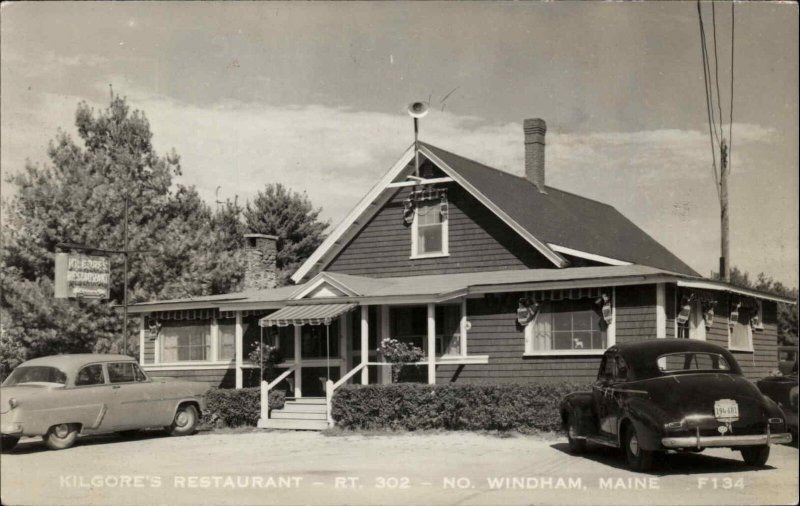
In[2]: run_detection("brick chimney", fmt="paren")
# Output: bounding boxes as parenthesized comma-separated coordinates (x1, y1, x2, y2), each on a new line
(524, 118, 547, 194)
(243, 234, 278, 290)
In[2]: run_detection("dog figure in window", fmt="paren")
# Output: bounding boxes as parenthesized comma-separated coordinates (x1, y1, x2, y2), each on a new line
(573, 339, 584, 349)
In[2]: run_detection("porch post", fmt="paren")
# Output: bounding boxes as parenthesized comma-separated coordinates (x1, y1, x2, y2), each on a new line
(235, 311, 243, 389)
(459, 298, 468, 356)
(339, 315, 347, 378)
(360, 305, 369, 385)
(427, 303, 436, 384)
(380, 305, 391, 384)
(656, 283, 666, 339)
(138, 317, 146, 364)
(294, 325, 303, 397)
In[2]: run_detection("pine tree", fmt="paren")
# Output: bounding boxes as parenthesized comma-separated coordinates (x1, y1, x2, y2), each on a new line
(242, 183, 328, 285)
(1, 94, 243, 374)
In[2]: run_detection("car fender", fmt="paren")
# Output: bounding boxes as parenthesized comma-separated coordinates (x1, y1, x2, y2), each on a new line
(169, 397, 204, 421)
(560, 391, 595, 436)
(619, 397, 668, 451)
(22, 403, 106, 435)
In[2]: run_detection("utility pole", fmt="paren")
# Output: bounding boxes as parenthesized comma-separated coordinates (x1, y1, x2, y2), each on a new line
(719, 139, 730, 282)
(122, 196, 130, 354)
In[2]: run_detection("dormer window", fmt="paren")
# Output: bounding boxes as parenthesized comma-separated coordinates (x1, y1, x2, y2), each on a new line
(411, 199, 448, 258)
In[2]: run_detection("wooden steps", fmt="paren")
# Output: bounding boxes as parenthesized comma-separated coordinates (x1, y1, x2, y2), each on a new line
(258, 397, 330, 431)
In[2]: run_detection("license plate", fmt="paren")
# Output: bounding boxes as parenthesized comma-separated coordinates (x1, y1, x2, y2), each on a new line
(714, 399, 739, 422)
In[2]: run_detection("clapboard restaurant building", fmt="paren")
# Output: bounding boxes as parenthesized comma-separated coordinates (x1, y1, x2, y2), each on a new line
(129, 118, 794, 429)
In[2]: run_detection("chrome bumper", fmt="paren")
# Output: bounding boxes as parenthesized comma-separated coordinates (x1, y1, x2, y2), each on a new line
(662, 432, 792, 448)
(1, 422, 23, 436)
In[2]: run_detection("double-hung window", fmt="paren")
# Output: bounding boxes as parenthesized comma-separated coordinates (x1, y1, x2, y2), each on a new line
(729, 304, 755, 352)
(412, 200, 448, 258)
(161, 320, 211, 362)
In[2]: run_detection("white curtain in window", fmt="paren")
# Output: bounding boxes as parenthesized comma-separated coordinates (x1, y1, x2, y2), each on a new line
(730, 307, 753, 350)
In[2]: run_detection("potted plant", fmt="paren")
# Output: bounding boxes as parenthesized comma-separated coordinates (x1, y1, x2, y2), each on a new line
(248, 342, 283, 382)
(379, 338, 424, 383)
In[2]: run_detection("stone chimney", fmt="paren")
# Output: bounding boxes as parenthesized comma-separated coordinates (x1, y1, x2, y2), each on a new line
(243, 234, 278, 290)
(523, 118, 547, 194)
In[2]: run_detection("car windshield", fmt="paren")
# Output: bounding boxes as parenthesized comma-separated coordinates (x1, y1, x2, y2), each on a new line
(2, 366, 68, 386)
(657, 352, 732, 373)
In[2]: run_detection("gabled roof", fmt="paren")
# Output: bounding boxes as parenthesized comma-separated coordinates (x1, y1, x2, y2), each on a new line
(421, 143, 699, 276)
(295, 137, 702, 282)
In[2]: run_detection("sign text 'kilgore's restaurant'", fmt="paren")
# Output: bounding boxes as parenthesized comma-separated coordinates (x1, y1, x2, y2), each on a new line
(54, 252, 111, 299)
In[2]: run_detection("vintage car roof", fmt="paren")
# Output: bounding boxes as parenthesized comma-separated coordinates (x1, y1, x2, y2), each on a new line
(610, 339, 742, 379)
(21, 354, 135, 373)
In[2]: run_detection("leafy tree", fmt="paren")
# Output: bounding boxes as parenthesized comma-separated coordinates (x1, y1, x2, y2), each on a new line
(1, 94, 243, 373)
(243, 183, 328, 285)
(721, 267, 798, 346)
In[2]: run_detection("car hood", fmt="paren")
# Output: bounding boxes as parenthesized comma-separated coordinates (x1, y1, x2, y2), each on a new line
(638, 373, 774, 425)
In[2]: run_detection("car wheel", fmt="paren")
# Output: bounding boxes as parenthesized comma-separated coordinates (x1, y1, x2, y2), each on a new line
(45, 424, 79, 450)
(566, 412, 587, 454)
(624, 425, 654, 472)
(1, 436, 20, 452)
(166, 404, 198, 436)
(740, 445, 770, 467)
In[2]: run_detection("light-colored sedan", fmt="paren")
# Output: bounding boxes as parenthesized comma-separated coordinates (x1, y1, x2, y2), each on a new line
(1, 354, 208, 451)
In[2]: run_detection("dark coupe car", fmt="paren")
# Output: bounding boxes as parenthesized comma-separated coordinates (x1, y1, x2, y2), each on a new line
(560, 340, 792, 471)
(756, 355, 798, 442)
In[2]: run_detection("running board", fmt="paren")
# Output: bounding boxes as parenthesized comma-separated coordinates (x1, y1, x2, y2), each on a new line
(586, 435, 620, 448)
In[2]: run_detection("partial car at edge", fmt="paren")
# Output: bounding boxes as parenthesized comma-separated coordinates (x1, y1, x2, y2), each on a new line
(560, 340, 792, 472)
(1, 354, 208, 451)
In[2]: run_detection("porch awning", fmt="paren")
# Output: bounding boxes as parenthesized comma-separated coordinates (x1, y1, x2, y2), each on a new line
(259, 303, 358, 327)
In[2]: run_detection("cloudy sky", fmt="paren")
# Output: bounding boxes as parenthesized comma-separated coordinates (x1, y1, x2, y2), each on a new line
(2, 2, 797, 285)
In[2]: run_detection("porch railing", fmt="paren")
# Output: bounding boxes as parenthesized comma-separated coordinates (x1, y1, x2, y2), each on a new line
(261, 365, 298, 421)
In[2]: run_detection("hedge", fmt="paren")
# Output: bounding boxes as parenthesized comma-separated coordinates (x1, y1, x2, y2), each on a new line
(203, 387, 286, 428)
(331, 382, 590, 432)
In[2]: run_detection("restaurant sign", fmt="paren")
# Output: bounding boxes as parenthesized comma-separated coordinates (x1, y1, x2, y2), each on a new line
(54, 252, 111, 299)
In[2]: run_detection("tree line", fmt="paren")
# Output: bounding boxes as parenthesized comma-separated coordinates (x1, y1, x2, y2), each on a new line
(1, 95, 327, 375)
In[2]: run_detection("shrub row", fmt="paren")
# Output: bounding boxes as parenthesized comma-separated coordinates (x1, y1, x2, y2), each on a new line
(331, 382, 590, 432)
(203, 387, 286, 428)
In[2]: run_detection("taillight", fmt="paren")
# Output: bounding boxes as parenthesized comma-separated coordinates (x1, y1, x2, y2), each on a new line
(8, 397, 18, 409)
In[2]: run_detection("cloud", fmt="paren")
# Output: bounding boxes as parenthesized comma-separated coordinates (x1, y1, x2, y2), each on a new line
(1, 87, 795, 285)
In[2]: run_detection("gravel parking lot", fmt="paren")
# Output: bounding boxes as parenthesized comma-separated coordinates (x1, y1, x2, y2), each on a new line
(1, 430, 797, 506)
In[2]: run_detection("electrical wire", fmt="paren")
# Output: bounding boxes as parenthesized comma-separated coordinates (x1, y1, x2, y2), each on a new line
(729, 2, 735, 174)
(711, 2, 726, 144)
(697, 1, 721, 197)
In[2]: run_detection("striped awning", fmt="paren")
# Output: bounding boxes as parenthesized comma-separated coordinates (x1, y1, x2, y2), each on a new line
(259, 303, 358, 327)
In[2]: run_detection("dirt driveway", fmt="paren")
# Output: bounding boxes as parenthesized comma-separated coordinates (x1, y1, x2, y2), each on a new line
(1, 430, 797, 506)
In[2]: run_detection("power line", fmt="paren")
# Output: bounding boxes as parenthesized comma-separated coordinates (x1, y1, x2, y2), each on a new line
(729, 2, 735, 174)
(711, 2, 726, 144)
(697, 1, 720, 197)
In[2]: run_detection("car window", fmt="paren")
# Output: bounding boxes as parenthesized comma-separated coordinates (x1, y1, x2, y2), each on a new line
(657, 352, 732, 373)
(131, 363, 148, 382)
(2, 366, 67, 386)
(75, 364, 105, 386)
(107, 362, 137, 383)
(615, 356, 629, 381)
(598, 355, 615, 380)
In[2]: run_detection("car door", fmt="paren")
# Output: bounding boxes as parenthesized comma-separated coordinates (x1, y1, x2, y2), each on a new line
(592, 352, 617, 436)
(107, 361, 164, 430)
(62, 363, 115, 434)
